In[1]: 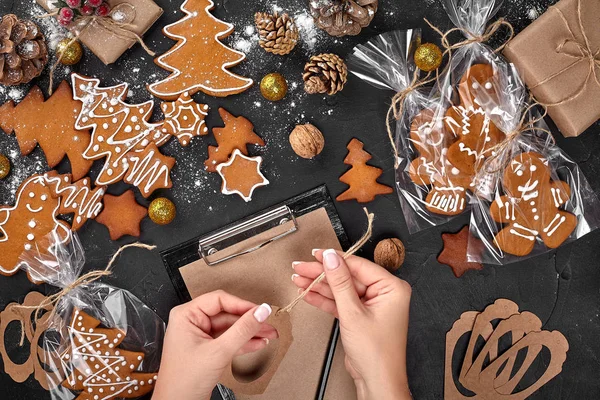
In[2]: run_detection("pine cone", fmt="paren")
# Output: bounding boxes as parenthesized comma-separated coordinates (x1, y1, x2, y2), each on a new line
(255, 12, 298, 55)
(309, 0, 379, 37)
(303, 53, 347, 95)
(0, 14, 47, 86)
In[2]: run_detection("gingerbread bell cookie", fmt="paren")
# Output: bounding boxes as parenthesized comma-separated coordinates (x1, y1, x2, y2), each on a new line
(149, 0, 253, 100)
(489, 152, 577, 256)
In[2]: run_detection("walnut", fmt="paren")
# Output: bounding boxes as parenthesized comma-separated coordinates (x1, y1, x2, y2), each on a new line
(289, 123, 325, 159)
(374, 238, 405, 272)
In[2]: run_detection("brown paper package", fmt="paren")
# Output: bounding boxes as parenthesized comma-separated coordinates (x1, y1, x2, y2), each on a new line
(36, 0, 163, 65)
(503, 0, 600, 137)
(178, 208, 357, 400)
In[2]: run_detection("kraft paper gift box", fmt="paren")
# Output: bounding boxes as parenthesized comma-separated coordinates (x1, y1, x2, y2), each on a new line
(504, 0, 600, 137)
(36, 0, 163, 65)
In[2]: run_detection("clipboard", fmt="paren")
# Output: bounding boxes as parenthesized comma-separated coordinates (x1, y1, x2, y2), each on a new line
(160, 186, 357, 400)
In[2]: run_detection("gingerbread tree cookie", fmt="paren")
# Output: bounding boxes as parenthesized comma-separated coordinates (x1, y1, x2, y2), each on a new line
(337, 138, 393, 203)
(72, 74, 176, 198)
(489, 152, 577, 256)
(0, 174, 71, 282)
(61, 308, 157, 400)
(148, 0, 253, 100)
(205, 108, 265, 172)
(216, 149, 269, 202)
(160, 92, 209, 146)
(0, 81, 93, 180)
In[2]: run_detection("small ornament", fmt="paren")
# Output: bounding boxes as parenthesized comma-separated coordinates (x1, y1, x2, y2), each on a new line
(260, 72, 288, 101)
(0, 15, 48, 86)
(148, 197, 176, 225)
(414, 43, 442, 72)
(309, 0, 379, 37)
(374, 238, 405, 272)
(303, 53, 347, 95)
(289, 124, 325, 159)
(0, 154, 10, 179)
(56, 38, 83, 65)
(255, 12, 298, 55)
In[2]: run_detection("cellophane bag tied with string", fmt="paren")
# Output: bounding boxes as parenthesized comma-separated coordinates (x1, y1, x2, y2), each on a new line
(466, 66, 600, 265)
(348, 28, 463, 233)
(19, 231, 165, 399)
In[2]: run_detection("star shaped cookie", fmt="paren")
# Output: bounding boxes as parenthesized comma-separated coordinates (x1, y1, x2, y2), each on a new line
(216, 149, 269, 202)
(95, 190, 147, 240)
(437, 226, 483, 278)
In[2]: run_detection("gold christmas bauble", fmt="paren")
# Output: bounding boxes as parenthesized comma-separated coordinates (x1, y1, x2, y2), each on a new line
(0, 154, 10, 180)
(260, 72, 288, 101)
(414, 43, 442, 72)
(56, 38, 83, 66)
(148, 197, 176, 225)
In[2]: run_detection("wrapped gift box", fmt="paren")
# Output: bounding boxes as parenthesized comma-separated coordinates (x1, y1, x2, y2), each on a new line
(504, 0, 600, 137)
(37, 0, 163, 65)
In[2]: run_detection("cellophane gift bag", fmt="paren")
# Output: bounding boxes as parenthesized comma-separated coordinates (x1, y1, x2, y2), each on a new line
(466, 66, 600, 264)
(19, 231, 165, 399)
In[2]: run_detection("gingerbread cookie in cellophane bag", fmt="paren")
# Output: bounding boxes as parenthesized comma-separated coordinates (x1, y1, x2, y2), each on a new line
(348, 29, 467, 233)
(466, 67, 600, 265)
(17, 231, 165, 400)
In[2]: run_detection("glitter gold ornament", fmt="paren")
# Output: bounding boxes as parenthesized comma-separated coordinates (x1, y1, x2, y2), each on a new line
(260, 72, 288, 101)
(0, 154, 10, 179)
(148, 197, 176, 225)
(56, 38, 83, 66)
(414, 43, 442, 72)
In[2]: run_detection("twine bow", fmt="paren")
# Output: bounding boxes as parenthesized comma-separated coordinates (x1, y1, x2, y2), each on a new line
(279, 208, 374, 314)
(529, 0, 600, 106)
(16, 242, 156, 335)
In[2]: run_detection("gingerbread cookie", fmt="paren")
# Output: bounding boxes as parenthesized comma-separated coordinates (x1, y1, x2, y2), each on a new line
(0, 81, 93, 181)
(61, 308, 157, 399)
(438, 226, 483, 278)
(0, 174, 71, 282)
(490, 152, 577, 256)
(148, 0, 253, 100)
(95, 190, 147, 240)
(337, 138, 393, 203)
(217, 149, 269, 202)
(205, 108, 265, 172)
(160, 92, 209, 146)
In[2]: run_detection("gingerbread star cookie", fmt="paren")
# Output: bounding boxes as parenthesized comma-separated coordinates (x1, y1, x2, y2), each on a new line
(95, 191, 147, 240)
(438, 226, 483, 278)
(160, 92, 209, 146)
(216, 149, 269, 202)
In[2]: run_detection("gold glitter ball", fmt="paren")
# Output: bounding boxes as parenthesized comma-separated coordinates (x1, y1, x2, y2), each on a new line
(148, 197, 176, 225)
(56, 38, 83, 66)
(414, 43, 442, 72)
(260, 72, 288, 101)
(0, 154, 10, 180)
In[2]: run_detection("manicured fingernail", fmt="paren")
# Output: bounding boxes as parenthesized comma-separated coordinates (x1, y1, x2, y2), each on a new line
(254, 303, 272, 323)
(263, 338, 270, 345)
(323, 249, 340, 270)
(292, 261, 302, 268)
(292, 273, 299, 281)
(312, 249, 321, 256)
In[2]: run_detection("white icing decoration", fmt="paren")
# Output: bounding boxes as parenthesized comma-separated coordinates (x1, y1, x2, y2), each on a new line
(216, 149, 269, 202)
(543, 214, 567, 236)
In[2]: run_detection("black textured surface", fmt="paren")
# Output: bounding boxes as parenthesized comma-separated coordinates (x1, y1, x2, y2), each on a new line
(0, 0, 599, 399)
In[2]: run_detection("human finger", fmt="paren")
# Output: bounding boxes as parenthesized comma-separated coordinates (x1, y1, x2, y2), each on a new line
(302, 290, 339, 318)
(292, 274, 334, 300)
(313, 249, 395, 288)
(216, 304, 272, 357)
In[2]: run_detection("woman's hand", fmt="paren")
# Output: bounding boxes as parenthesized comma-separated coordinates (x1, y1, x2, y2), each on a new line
(293, 249, 412, 400)
(152, 290, 277, 400)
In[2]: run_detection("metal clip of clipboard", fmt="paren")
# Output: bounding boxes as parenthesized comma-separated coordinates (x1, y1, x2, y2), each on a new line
(198, 205, 299, 266)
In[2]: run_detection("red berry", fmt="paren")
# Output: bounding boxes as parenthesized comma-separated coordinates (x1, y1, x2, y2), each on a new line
(80, 5, 94, 15)
(86, 0, 103, 7)
(65, 0, 81, 7)
(58, 17, 71, 26)
(95, 3, 111, 17)
(59, 7, 74, 21)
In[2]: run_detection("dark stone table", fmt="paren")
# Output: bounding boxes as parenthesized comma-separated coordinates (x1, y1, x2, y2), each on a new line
(1, 0, 599, 399)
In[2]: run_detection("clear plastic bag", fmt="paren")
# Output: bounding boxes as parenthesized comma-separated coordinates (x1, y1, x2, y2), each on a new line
(466, 66, 600, 264)
(19, 231, 165, 399)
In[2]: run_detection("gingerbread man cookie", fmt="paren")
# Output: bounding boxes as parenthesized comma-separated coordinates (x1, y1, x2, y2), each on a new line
(490, 152, 577, 256)
(0, 174, 70, 281)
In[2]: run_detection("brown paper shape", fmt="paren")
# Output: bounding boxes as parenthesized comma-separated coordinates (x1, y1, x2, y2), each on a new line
(36, 0, 163, 65)
(504, 0, 600, 137)
(0, 291, 61, 390)
(178, 208, 356, 399)
(219, 307, 294, 395)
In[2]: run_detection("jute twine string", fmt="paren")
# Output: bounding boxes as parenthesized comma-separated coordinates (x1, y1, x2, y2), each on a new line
(39, 4, 155, 94)
(529, 0, 599, 107)
(279, 208, 374, 314)
(15, 242, 156, 345)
